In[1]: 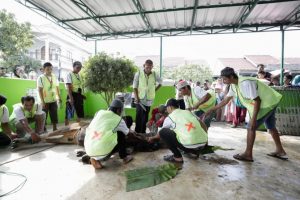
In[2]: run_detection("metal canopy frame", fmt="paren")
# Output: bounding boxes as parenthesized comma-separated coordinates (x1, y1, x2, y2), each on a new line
(16, 0, 300, 40)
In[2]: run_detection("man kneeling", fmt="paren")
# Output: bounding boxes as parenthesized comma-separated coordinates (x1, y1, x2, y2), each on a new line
(149, 98, 208, 164)
(84, 99, 134, 169)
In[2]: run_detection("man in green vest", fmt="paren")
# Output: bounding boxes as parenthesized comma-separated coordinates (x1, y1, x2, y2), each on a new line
(84, 99, 135, 169)
(177, 80, 216, 128)
(10, 96, 46, 143)
(65, 61, 85, 125)
(37, 62, 62, 131)
(206, 67, 287, 162)
(133, 59, 162, 133)
(149, 99, 208, 164)
(0, 95, 16, 147)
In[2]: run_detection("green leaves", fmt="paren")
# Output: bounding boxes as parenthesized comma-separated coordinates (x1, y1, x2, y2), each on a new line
(0, 10, 33, 61)
(124, 163, 178, 192)
(82, 52, 137, 105)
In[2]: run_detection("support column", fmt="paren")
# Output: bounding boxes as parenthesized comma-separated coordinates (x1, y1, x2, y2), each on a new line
(280, 29, 285, 85)
(159, 36, 163, 78)
(45, 39, 49, 61)
(94, 40, 98, 55)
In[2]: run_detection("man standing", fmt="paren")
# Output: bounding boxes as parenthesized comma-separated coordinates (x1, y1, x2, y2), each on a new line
(65, 61, 85, 125)
(207, 67, 287, 162)
(177, 80, 216, 128)
(0, 95, 16, 147)
(37, 62, 61, 131)
(133, 59, 162, 133)
(9, 96, 45, 143)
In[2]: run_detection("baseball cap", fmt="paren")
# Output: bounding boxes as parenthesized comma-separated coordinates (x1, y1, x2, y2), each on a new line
(176, 80, 189, 90)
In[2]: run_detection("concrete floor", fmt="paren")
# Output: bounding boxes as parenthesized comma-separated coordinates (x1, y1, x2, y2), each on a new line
(0, 122, 300, 200)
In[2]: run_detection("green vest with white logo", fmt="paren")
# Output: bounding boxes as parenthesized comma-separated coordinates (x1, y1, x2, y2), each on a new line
(138, 70, 156, 100)
(84, 110, 122, 157)
(184, 89, 217, 112)
(10, 103, 38, 120)
(231, 76, 282, 120)
(169, 109, 208, 146)
(69, 72, 83, 93)
(39, 74, 57, 103)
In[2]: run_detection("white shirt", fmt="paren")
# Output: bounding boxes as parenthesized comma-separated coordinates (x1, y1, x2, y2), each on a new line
(114, 119, 129, 135)
(1, 106, 9, 123)
(184, 87, 208, 109)
(227, 80, 258, 100)
(161, 117, 176, 129)
(13, 103, 43, 121)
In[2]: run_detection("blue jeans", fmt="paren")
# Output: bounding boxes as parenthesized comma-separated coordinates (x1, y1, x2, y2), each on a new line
(247, 108, 277, 130)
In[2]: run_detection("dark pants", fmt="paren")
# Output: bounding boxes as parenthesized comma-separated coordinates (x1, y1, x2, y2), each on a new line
(0, 133, 11, 147)
(104, 131, 128, 159)
(135, 103, 150, 133)
(194, 110, 212, 128)
(159, 128, 197, 158)
(43, 102, 58, 124)
(66, 92, 84, 119)
(177, 99, 185, 110)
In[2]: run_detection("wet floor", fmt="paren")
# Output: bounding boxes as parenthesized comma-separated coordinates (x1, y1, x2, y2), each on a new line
(0, 122, 300, 200)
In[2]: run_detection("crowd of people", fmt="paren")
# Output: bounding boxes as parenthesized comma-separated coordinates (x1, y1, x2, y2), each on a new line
(0, 59, 291, 170)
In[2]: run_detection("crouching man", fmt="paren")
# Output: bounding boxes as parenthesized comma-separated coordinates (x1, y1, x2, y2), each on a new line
(9, 96, 46, 144)
(84, 99, 134, 169)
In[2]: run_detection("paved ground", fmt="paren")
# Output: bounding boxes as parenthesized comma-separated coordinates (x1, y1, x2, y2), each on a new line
(0, 122, 300, 200)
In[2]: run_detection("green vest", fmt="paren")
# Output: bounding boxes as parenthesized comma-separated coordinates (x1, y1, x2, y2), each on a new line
(231, 76, 282, 120)
(84, 110, 122, 157)
(138, 70, 156, 100)
(10, 103, 38, 120)
(39, 74, 58, 103)
(169, 109, 208, 146)
(69, 72, 83, 93)
(184, 89, 217, 112)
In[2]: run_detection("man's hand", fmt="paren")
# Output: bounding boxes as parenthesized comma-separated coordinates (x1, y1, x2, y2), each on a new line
(69, 97, 74, 106)
(31, 133, 41, 143)
(41, 101, 47, 110)
(204, 109, 213, 119)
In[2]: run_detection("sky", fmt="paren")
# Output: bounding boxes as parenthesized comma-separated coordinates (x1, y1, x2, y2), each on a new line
(1, 0, 300, 65)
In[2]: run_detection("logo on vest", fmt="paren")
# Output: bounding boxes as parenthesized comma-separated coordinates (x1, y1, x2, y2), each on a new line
(92, 131, 102, 140)
(185, 122, 195, 132)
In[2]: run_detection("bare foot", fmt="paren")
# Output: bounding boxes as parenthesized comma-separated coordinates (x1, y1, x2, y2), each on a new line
(90, 158, 103, 169)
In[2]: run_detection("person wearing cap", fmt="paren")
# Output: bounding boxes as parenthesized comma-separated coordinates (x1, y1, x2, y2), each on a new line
(9, 96, 46, 143)
(148, 98, 208, 164)
(133, 59, 162, 133)
(37, 62, 62, 131)
(84, 99, 135, 169)
(177, 80, 217, 128)
(206, 67, 287, 162)
(65, 61, 85, 125)
(0, 95, 16, 147)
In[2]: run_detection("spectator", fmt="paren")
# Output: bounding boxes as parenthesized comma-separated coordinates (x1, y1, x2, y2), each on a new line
(257, 64, 272, 81)
(292, 75, 300, 86)
(232, 97, 247, 128)
(283, 74, 293, 87)
(175, 80, 185, 109)
(270, 77, 280, 86)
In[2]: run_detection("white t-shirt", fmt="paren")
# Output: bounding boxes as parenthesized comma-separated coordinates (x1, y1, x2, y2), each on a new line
(114, 119, 129, 135)
(227, 80, 258, 100)
(1, 105, 9, 123)
(13, 104, 43, 121)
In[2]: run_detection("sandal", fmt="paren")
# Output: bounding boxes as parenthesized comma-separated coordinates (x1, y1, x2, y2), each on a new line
(267, 152, 288, 160)
(233, 154, 254, 162)
(123, 155, 134, 164)
(163, 155, 184, 163)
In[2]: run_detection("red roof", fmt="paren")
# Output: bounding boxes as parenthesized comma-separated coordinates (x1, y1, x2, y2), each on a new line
(244, 55, 280, 65)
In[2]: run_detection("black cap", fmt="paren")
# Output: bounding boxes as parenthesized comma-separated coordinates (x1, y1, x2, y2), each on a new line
(0, 94, 7, 106)
(165, 98, 179, 108)
(109, 99, 124, 109)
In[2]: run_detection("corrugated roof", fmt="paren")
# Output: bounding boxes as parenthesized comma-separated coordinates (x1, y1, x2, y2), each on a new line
(218, 58, 256, 71)
(244, 55, 280, 65)
(17, 0, 300, 40)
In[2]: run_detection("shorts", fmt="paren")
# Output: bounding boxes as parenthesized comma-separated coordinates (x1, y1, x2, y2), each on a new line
(247, 108, 277, 130)
(66, 92, 84, 119)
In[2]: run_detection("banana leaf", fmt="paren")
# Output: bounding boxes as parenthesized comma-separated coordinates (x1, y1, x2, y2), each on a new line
(199, 145, 235, 155)
(125, 163, 178, 192)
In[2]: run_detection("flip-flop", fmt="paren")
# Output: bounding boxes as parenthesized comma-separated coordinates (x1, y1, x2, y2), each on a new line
(163, 155, 184, 163)
(267, 153, 288, 160)
(183, 150, 200, 160)
(233, 154, 254, 162)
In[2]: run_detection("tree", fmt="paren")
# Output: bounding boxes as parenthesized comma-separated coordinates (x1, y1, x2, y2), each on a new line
(1, 54, 41, 73)
(0, 10, 33, 62)
(82, 52, 137, 106)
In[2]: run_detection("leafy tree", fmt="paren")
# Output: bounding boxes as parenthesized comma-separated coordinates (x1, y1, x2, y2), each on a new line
(82, 52, 137, 106)
(1, 54, 41, 73)
(0, 10, 33, 62)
